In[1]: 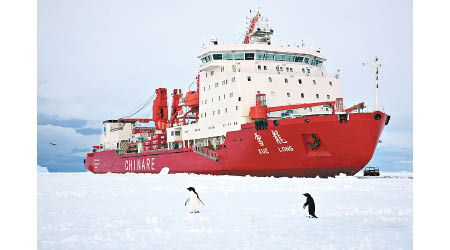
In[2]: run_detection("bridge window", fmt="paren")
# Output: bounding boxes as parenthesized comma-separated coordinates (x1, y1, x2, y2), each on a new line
(287, 92, 290, 97)
(248, 76, 252, 81)
(295, 56, 304, 62)
(275, 54, 286, 61)
(265, 54, 274, 60)
(215, 82, 218, 87)
(223, 53, 233, 60)
(264, 65, 267, 70)
(286, 55, 294, 62)
(304, 57, 309, 64)
(285, 78, 288, 83)
(329, 81, 333, 86)
(302, 68, 305, 73)
(256, 53, 265, 60)
(213, 54, 222, 60)
(258, 65, 261, 70)
(245, 53, 255, 60)
(316, 94, 319, 99)
(234, 53, 244, 60)
(301, 93, 304, 98)
(327, 94, 330, 99)
(313, 80, 316, 85)
(232, 77, 235, 82)
(268, 77, 272, 82)
(298, 79, 302, 84)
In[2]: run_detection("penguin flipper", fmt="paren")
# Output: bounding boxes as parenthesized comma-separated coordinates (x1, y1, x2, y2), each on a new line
(199, 197, 205, 206)
(185, 198, 190, 206)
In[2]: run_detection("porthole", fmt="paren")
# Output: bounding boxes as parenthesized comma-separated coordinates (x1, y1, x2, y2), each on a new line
(273, 120, 279, 126)
(374, 114, 382, 120)
(305, 119, 310, 123)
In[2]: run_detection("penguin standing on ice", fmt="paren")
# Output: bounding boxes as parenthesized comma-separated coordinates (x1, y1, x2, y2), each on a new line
(303, 193, 318, 218)
(185, 187, 204, 213)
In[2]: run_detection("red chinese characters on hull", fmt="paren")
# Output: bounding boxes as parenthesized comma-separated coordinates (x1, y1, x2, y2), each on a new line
(85, 111, 388, 178)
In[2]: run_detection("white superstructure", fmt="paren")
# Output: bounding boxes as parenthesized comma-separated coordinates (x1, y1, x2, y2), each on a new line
(167, 45, 342, 148)
(166, 12, 342, 148)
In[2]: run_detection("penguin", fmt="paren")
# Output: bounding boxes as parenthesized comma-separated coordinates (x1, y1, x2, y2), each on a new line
(303, 193, 318, 218)
(185, 187, 204, 213)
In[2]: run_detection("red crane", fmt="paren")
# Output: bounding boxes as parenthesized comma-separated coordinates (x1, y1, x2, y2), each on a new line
(118, 88, 169, 131)
(243, 11, 260, 44)
(169, 89, 183, 127)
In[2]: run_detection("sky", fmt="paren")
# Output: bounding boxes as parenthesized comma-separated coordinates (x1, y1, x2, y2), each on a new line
(37, 0, 412, 172)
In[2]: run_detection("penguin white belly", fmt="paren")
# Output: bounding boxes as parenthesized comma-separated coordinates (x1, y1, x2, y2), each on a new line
(189, 192, 199, 211)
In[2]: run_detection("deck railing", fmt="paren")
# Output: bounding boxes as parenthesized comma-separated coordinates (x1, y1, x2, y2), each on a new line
(192, 146, 220, 161)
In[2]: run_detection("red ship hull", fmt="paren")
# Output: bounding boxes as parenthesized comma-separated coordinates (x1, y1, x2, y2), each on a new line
(84, 111, 389, 177)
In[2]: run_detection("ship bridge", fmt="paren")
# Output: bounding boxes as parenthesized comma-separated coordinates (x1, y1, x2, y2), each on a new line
(198, 44, 326, 71)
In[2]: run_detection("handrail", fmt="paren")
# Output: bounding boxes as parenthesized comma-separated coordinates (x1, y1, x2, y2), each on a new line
(192, 146, 220, 161)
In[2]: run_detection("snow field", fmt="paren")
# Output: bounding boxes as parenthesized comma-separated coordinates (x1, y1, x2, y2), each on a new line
(38, 172, 412, 250)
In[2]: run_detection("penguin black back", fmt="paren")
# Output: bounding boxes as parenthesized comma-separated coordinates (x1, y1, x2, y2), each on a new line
(303, 193, 318, 218)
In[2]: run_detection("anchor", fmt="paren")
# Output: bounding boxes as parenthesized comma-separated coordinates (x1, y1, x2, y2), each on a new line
(307, 134, 320, 150)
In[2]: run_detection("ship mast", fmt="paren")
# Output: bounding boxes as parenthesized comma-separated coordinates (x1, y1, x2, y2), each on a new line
(243, 10, 273, 45)
(363, 56, 382, 111)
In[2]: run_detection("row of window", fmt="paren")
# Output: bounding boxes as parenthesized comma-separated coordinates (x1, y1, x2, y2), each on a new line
(170, 130, 181, 136)
(200, 106, 239, 118)
(249, 76, 333, 86)
(201, 52, 323, 67)
(258, 64, 311, 74)
(268, 91, 331, 100)
(203, 76, 236, 91)
(201, 92, 234, 105)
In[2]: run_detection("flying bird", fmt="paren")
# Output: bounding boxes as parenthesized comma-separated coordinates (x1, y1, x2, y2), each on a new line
(49, 143, 57, 146)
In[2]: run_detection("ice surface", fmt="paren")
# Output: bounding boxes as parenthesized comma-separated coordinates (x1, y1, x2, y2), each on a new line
(38, 172, 412, 250)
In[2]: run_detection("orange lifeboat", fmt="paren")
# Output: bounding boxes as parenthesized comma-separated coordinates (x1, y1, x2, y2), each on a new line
(185, 91, 199, 107)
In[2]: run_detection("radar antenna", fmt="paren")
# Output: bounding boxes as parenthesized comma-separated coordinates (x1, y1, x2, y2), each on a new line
(363, 56, 382, 111)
